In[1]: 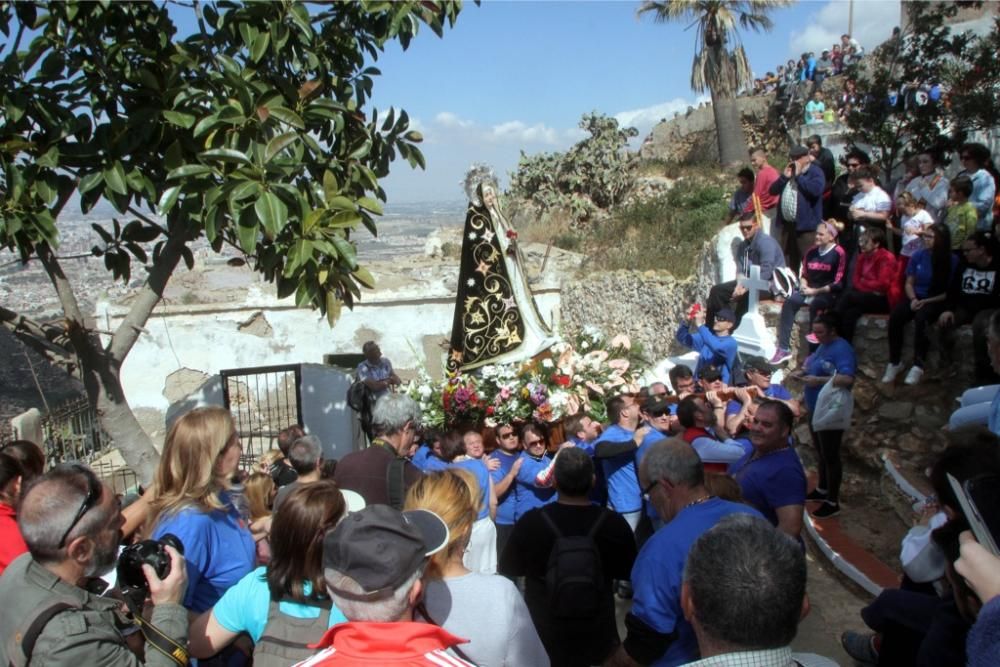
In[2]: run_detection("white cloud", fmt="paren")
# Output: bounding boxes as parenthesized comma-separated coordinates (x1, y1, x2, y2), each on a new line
(488, 120, 562, 145)
(788, 0, 901, 58)
(614, 96, 709, 140)
(434, 111, 473, 129)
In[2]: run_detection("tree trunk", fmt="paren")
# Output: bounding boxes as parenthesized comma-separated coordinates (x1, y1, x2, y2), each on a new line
(710, 88, 748, 166)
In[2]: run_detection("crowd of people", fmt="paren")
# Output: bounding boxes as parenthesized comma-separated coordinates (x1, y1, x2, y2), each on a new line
(749, 34, 864, 107)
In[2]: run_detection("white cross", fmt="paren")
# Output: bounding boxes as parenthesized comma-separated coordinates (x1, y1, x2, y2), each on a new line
(738, 264, 771, 315)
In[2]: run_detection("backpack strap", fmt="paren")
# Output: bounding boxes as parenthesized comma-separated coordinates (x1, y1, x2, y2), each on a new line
(386, 456, 406, 510)
(587, 508, 610, 539)
(13, 600, 80, 666)
(539, 505, 563, 538)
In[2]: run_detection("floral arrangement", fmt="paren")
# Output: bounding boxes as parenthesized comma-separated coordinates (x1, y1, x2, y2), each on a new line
(406, 327, 647, 429)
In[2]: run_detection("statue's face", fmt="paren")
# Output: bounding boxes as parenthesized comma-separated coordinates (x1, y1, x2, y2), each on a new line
(482, 186, 497, 209)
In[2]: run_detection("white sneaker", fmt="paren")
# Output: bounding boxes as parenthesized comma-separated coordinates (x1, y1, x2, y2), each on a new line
(904, 366, 924, 385)
(881, 363, 904, 384)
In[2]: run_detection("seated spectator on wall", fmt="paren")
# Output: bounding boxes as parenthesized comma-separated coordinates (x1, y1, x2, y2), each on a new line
(895, 192, 936, 268)
(945, 175, 980, 251)
(834, 226, 896, 343)
(721, 168, 755, 227)
(938, 231, 1000, 385)
(959, 143, 997, 232)
(771, 145, 825, 273)
(849, 165, 893, 246)
(837, 78, 858, 121)
(807, 135, 836, 190)
(804, 90, 826, 125)
(883, 223, 957, 386)
(906, 150, 950, 223)
(772, 220, 847, 365)
(682, 514, 838, 667)
(707, 212, 786, 327)
(676, 306, 738, 385)
(814, 49, 834, 86)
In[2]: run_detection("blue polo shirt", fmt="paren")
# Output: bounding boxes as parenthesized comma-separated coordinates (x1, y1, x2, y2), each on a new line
(725, 383, 793, 415)
(452, 458, 491, 520)
(594, 424, 642, 514)
(489, 449, 520, 526)
(730, 447, 807, 527)
(513, 452, 556, 520)
(630, 498, 763, 666)
(411, 444, 448, 472)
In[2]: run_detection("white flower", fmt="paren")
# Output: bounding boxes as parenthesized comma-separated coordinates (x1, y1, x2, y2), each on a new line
(419, 385, 432, 399)
(541, 358, 554, 369)
(581, 340, 589, 349)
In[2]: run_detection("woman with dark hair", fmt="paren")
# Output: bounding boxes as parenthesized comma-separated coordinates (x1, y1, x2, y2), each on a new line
(883, 223, 958, 386)
(834, 226, 897, 343)
(905, 150, 950, 222)
(189, 480, 349, 664)
(0, 440, 46, 574)
(791, 312, 856, 519)
(959, 143, 997, 231)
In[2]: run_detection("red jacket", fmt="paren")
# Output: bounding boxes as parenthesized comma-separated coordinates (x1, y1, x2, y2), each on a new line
(744, 164, 781, 212)
(0, 502, 28, 576)
(681, 427, 731, 473)
(295, 622, 475, 667)
(852, 247, 896, 294)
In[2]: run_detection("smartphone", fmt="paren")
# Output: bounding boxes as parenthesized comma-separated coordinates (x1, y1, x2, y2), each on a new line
(948, 473, 1000, 556)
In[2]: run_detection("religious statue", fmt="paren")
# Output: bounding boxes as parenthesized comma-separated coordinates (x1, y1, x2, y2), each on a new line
(447, 165, 556, 373)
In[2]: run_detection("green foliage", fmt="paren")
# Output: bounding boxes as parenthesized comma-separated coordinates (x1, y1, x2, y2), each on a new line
(583, 177, 727, 277)
(844, 2, 999, 176)
(0, 0, 464, 326)
(508, 113, 638, 222)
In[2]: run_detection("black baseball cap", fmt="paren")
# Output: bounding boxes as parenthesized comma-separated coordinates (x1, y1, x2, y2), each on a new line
(323, 505, 449, 601)
(716, 308, 736, 322)
(789, 145, 810, 159)
(644, 395, 673, 417)
(743, 356, 774, 374)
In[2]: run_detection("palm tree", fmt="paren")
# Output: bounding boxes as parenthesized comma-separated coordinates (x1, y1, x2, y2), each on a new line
(638, 0, 792, 165)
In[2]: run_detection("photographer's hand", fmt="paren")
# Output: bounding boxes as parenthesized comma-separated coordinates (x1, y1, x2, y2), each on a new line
(144, 545, 188, 607)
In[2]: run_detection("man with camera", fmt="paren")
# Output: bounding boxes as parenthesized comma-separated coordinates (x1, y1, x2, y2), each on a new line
(0, 463, 189, 667)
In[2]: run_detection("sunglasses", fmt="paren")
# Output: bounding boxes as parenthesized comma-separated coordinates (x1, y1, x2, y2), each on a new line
(642, 479, 659, 500)
(58, 463, 102, 548)
(498, 431, 517, 439)
(738, 224, 755, 231)
(525, 438, 545, 447)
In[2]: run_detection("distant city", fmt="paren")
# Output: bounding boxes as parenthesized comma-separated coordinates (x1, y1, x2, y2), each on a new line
(0, 197, 467, 322)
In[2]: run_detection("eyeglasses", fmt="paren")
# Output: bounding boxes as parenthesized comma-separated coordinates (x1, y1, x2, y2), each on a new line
(524, 438, 545, 447)
(750, 368, 773, 377)
(738, 224, 755, 231)
(58, 464, 102, 548)
(498, 431, 516, 439)
(642, 479, 659, 501)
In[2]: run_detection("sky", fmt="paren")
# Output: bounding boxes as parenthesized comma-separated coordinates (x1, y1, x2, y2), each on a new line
(366, 0, 902, 203)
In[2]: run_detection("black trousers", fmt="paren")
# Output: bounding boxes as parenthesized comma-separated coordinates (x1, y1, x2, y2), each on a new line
(706, 281, 749, 327)
(810, 428, 844, 503)
(888, 299, 947, 366)
(835, 289, 889, 343)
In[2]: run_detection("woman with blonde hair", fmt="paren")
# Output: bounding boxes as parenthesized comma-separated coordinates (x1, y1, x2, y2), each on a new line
(405, 469, 548, 666)
(244, 471, 276, 564)
(147, 406, 256, 614)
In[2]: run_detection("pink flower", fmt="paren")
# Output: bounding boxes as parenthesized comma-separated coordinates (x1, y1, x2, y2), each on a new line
(610, 334, 631, 350)
(586, 381, 605, 395)
(608, 358, 630, 373)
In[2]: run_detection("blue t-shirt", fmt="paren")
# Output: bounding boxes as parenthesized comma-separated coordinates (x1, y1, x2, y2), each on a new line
(725, 383, 793, 416)
(730, 447, 807, 527)
(452, 458, 491, 520)
(151, 494, 256, 613)
(212, 566, 348, 642)
(489, 449, 520, 526)
(411, 444, 448, 472)
(907, 248, 957, 299)
(630, 498, 763, 666)
(802, 338, 856, 412)
(636, 426, 671, 521)
(675, 324, 738, 385)
(594, 424, 642, 514)
(513, 453, 556, 521)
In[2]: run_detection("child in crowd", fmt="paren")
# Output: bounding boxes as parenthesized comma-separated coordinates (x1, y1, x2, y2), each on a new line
(896, 192, 935, 268)
(945, 175, 979, 251)
(805, 90, 825, 125)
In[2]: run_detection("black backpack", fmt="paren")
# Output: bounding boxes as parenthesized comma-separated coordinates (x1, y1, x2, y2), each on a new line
(539, 507, 609, 619)
(252, 597, 332, 667)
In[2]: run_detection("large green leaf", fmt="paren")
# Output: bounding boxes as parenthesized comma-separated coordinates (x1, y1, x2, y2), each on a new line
(264, 132, 299, 162)
(200, 148, 252, 165)
(254, 191, 287, 239)
(104, 161, 128, 195)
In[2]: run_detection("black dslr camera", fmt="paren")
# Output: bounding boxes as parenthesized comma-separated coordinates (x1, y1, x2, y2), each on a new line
(117, 533, 184, 596)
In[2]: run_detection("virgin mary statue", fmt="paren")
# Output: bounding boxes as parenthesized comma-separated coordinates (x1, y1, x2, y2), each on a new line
(447, 166, 556, 373)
